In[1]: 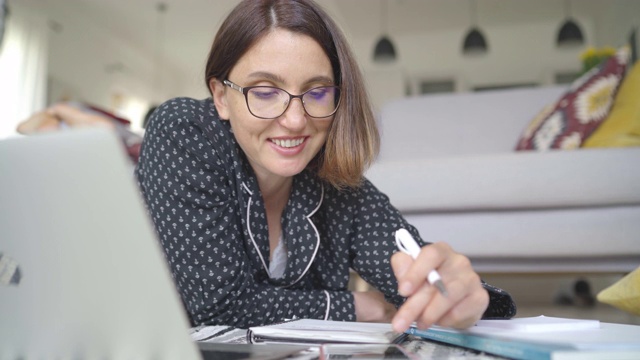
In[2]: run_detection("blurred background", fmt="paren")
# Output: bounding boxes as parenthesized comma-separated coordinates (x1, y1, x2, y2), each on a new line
(1, 0, 639, 324)
(1, 0, 638, 137)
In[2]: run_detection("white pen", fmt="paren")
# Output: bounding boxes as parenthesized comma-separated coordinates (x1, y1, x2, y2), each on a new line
(395, 228, 448, 297)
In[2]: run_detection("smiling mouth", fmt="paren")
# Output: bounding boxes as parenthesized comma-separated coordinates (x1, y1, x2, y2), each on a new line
(270, 138, 305, 148)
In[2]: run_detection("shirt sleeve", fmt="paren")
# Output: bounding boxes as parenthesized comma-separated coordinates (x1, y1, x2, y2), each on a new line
(345, 179, 420, 308)
(348, 179, 516, 319)
(135, 98, 355, 327)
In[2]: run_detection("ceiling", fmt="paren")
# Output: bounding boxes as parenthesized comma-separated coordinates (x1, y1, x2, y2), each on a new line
(26, 0, 614, 85)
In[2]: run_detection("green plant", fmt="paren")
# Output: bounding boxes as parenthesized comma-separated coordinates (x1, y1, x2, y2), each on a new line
(580, 46, 616, 74)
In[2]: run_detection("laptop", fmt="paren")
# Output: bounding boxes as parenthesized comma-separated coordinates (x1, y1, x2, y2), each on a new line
(0, 129, 305, 360)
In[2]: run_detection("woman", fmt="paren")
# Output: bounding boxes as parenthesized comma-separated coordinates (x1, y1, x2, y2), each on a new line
(35, 0, 515, 331)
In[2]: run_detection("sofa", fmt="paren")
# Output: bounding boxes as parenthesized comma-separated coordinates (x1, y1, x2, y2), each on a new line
(365, 85, 640, 274)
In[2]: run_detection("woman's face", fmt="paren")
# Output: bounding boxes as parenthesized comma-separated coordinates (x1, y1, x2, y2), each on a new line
(212, 29, 335, 185)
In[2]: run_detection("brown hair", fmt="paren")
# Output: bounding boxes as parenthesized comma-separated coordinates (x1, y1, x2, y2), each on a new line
(204, 0, 379, 189)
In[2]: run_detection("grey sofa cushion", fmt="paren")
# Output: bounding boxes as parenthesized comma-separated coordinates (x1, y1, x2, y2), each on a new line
(367, 147, 640, 212)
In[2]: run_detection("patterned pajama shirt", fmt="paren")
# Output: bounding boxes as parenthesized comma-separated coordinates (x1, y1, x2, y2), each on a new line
(136, 97, 516, 327)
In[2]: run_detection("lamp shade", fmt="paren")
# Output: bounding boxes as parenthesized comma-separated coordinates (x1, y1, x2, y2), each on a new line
(373, 36, 397, 62)
(557, 19, 584, 46)
(462, 28, 488, 54)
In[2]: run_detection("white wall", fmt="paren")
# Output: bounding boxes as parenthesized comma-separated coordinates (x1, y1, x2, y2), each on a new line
(352, 1, 640, 112)
(591, 1, 640, 49)
(21, 0, 640, 122)
(31, 1, 189, 128)
(358, 19, 590, 112)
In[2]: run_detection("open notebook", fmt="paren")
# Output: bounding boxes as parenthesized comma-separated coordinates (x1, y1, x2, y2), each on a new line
(247, 318, 401, 345)
(0, 129, 305, 360)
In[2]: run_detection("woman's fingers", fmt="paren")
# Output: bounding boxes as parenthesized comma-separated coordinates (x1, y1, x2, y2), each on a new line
(392, 281, 438, 332)
(415, 268, 487, 329)
(394, 242, 449, 297)
(436, 287, 489, 329)
(390, 251, 413, 281)
(391, 242, 488, 331)
(392, 271, 469, 331)
(415, 276, 469, 328)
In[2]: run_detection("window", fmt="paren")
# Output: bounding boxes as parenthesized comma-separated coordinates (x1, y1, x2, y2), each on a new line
(0, 4, 48, 139)
(555, 72, 581, 85)
(473, 83, 538, 92)
(419, 80, 455, 94)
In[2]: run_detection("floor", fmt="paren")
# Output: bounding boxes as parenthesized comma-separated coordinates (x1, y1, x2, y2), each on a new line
(481, 273, 640, 325)
(349, 271, 640, 325)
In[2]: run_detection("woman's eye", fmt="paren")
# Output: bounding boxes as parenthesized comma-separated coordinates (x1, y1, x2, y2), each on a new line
(250, 88, 280, 100)
(307, 87, 329, 100)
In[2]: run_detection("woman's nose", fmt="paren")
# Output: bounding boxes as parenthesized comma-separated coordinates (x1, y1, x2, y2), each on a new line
(278, 97, 307, 131)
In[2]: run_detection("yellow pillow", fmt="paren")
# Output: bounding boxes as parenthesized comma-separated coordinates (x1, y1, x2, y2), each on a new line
(583, 60, 640, 147)
(597, 267, 640, 316)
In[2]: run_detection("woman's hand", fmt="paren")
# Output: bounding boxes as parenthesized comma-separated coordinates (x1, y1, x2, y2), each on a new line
(390, 242, 489, 332)
(353, 290, 397, 323)
(17, 103, 113, 134)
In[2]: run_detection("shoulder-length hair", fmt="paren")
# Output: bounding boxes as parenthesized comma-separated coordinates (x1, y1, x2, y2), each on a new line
(204, 0, 379, 190)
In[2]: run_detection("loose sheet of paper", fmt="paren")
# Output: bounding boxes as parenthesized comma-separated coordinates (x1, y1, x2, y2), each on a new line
(474, 315, 600, 333)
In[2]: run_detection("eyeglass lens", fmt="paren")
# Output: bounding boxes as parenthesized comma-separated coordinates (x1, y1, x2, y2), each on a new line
(246, 86, 340, 118)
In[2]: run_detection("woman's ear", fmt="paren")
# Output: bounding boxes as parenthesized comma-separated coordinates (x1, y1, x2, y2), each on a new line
(210, 78, 230, 120)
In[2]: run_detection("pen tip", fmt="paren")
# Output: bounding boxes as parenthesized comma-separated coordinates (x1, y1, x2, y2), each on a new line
(435, 280, 448, 298)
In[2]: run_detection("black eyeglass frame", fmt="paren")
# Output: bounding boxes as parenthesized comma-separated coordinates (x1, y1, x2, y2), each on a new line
(223, 79, 341, 119)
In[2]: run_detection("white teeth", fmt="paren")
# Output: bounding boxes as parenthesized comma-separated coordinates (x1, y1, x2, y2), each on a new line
(272, 138, 304, 148)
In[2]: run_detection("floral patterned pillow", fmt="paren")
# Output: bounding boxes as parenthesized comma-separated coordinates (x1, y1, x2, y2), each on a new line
(515, 46, 631, 151)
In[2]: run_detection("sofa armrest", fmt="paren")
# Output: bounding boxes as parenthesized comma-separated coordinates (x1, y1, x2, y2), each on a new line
(366, 148, 640, 212)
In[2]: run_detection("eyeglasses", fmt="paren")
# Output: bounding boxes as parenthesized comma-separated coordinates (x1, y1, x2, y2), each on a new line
(223, 80, 341, 119)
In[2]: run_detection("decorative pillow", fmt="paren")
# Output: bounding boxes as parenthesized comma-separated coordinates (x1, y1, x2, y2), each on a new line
(597, 267, 640, 316)
(515, 46, 631, 151)
(583, 60, 640, 147)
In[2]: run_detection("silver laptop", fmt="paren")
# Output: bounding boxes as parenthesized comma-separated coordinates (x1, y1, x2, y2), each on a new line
(0, 129, 203, 359)
(0, 128, 309, 360)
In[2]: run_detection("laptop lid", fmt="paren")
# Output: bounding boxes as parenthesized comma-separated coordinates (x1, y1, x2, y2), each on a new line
(0, 129, 201, 359)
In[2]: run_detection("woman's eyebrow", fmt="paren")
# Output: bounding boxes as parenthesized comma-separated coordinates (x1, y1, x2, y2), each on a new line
(247, 71, 286, 83)
(305, 75, 335, 85)
(247, 72, 334, 86)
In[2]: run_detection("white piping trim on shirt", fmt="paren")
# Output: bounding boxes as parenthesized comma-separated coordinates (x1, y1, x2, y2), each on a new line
(242, 181, 271, 277)
(285, 184, 324, 288)
(323, 290, 331, 320)
(241, 182, 253, 195)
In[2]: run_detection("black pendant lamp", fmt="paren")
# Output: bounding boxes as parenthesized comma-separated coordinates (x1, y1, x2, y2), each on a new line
(557, 0, 584, 47)
(373, 0, 396, 63)
(462, 0, 488, 55)
(463, 28, 488, 53)
(374, 36, 396, 62)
